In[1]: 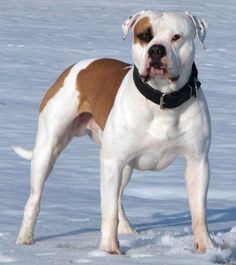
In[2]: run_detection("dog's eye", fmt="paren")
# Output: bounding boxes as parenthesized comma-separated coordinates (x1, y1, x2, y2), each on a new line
(137, 29, 153, 43)
(172, 34, 181, 42)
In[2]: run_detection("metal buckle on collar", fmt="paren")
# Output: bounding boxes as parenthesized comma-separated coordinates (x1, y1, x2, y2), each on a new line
(160, 93, 166, 109)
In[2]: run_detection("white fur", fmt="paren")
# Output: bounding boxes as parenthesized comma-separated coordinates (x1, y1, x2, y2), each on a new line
(15, 58, 133, 246)
(13, 146, 32, 160)
(122, 10, 148, 38)
(15, 11, 215, 255)
(100, 11, 214, 254)
(185, 11, 208, 48)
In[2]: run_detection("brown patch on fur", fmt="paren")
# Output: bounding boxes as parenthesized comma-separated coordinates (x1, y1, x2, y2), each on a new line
(39, 65, 74, 113)
(133, 16, 152, 45)
(77, 58, 130, 129)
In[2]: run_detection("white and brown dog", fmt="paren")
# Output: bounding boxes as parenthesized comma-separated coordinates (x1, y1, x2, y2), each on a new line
(14, 10, 215, 254)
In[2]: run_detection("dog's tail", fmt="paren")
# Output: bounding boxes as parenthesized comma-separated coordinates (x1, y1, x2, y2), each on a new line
(13, 146, 33, 160)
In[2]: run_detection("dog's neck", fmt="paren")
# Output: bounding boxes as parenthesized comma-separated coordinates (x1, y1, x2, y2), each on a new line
(133, 62, 200, 109)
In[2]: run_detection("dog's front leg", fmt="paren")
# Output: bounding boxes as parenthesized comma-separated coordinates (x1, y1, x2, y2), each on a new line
(99, 153, 123, 255)
(118, 165, 136, 234)
(185, 156, 215, 253)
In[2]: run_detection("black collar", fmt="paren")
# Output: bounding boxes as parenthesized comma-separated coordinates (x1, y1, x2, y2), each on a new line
(133, 63, 201, 109)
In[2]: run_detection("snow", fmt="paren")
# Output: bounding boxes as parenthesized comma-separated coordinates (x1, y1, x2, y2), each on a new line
(0, 0, 236, 264)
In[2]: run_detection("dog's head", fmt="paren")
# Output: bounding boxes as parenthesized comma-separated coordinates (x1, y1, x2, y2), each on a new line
(122, 10, 207, 87)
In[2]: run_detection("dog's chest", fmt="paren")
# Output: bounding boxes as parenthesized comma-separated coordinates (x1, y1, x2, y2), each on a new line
(131, 147, 178, 171)
(130, 113, 182, 171)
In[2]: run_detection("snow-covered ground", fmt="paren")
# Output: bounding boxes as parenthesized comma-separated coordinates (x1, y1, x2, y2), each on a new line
(0, 0, 236, 264)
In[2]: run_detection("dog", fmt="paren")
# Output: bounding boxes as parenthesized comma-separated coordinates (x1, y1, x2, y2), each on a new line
(14, 10, 215, 255)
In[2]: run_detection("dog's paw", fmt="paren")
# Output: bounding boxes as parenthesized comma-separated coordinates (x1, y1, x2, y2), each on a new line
(16, 233, 34, 245)
(99, 241, 121, 255)
(194, 238, 216, 254)
(194, 242, 207, 254)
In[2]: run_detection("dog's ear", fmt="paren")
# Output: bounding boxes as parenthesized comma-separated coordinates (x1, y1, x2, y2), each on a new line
(185, 12, 208, 49)
(122, 10, 147, 39)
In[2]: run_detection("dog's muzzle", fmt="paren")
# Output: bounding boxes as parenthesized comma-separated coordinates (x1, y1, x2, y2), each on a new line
(148, 44, 166, 68)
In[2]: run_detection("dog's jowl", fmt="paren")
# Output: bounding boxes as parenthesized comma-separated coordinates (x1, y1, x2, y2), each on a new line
(15, 10, 214, 254)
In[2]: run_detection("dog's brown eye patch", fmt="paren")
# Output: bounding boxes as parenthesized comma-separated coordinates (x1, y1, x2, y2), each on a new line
(137, 28, 153, 43)
(134, 16, 152, 46)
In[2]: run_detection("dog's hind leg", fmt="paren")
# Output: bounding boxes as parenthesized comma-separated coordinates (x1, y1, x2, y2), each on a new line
(16, 63, 95, 245)
(16, 108, 84, 245)
(118, 165, 136, 234)
(16, 111, 93, 245)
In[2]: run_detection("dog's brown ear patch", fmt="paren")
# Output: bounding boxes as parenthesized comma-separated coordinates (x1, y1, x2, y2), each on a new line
(39, 65, 74, 113)
(134, 16, 153, 45)
(77, 58, 130, 129)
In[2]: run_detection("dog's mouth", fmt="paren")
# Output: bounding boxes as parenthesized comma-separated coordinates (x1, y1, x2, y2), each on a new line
(140, 60, 179, 83)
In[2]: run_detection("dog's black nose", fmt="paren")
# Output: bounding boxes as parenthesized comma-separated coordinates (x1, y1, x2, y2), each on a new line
(148, 44, 166, 59)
